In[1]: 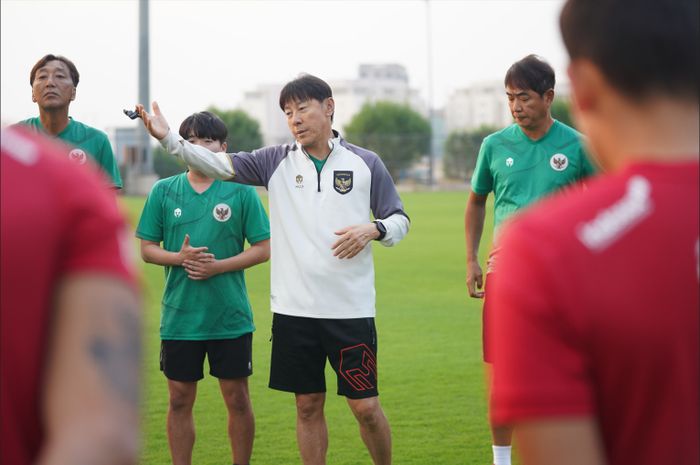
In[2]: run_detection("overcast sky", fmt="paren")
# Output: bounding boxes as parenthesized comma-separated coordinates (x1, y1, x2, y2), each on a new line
(1, 0, 567, 131)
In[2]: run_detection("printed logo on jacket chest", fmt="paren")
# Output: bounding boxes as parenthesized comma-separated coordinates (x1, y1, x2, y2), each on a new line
(333, 170, 353, 194)
(213, 203, 231, 222)
(550, 153, 569, 171)
(295, 174, 304, 189)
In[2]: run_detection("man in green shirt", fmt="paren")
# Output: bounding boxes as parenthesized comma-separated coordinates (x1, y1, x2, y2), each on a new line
(464, 54, 596, 465)
(20, 54, 122, 189)
(136, 111, 270, 465)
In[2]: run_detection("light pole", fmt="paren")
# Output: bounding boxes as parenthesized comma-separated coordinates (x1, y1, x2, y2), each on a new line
(425, 0, 435, 188)
(138, 0, 152, 175)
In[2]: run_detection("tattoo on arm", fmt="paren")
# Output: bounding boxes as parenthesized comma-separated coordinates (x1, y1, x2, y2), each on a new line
(88, 302, 142, 406)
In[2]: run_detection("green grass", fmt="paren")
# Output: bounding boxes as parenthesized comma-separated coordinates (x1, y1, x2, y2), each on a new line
(120, 191, 502, 465)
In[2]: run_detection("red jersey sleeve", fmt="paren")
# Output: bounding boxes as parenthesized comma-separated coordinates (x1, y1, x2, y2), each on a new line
(489, 219, 595, 425)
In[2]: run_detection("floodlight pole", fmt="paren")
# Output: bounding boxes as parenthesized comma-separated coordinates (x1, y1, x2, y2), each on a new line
(425, 0, 435, 188)
(138, 0, 153, 174)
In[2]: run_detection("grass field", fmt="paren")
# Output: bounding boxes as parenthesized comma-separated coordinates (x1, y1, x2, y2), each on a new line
(120, 190, 504, 465)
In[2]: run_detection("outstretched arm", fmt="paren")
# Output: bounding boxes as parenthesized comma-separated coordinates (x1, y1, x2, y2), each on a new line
(136, 102, 236, 180)
(35, 275, 141, 465)
(465, 191, 488, 298)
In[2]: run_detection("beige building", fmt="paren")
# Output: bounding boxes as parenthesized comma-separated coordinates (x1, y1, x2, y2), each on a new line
(445, 80, 572, 133)
(444, 81, 512, 132)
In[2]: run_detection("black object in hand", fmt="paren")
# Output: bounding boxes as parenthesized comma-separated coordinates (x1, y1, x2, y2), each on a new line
(123, 109, 141, 120)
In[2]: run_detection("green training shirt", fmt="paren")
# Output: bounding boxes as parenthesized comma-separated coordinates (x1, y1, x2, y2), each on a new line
(136, 173, 270, 340)
(471, 120, 596, 232)
(19, 117, 123, 188)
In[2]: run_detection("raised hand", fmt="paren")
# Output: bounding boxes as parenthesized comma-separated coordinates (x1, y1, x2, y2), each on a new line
(135, 101, 170, 140)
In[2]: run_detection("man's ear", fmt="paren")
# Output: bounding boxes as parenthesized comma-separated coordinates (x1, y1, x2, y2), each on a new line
(543, 88, 555, 105)
(71, 86, 76, 102)
(568, 59, 607, 114)
(324, 97, 335, 119)
(221, 141, 228, 152)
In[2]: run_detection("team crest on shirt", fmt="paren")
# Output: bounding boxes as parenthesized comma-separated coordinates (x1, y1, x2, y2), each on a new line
(550, 153, 569, 171)
(506, 157, 514, 167)
(333, 170, 353, 194)
(68, 148, 87, 165)
(173, 208, 182, 218)
(213, 203, 231, 222)
(295, 174, 304, 189)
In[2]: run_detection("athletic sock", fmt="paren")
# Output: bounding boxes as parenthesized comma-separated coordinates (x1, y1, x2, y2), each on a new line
(492, 445, 511, 465)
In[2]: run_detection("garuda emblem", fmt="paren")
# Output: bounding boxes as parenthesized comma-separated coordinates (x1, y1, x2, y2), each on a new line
(550, 153, 569, 171)
(333, 170, 353, 195)
(213, 203, 231, 222)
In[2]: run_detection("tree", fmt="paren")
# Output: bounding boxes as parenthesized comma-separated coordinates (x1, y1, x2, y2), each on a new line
(207, 106, 264, 152)
(343, 101, 431, 181)
(153, 146, 187, 179)
(442, 126, 497, 180)
(551, 98, 575, 128)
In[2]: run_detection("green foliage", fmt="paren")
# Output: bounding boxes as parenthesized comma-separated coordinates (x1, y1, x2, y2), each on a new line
(153, 146, 186, 179)
(344, 101, 431, 181)
(119, 191, 512, 465)
(208, 106, 264, 152)
(551, 98, 575, 128)
(442, 126, 497, 180)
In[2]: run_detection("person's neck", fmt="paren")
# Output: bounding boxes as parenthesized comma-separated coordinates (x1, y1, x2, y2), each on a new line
(599, 98, 699, 171)
(187, 169, 214, 193)
(39, 108, 70, 136)
(520, 116, 554, 141)
(303, 131, 335, 160)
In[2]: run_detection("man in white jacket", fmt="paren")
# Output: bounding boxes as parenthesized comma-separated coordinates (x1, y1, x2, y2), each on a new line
(136, 74, 409, 465)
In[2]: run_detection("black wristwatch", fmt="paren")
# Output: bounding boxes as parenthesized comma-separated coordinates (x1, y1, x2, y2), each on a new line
(373, 220, 387, 241)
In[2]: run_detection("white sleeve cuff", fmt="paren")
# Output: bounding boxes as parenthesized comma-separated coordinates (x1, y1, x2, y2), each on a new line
(376, 214, 410, 246)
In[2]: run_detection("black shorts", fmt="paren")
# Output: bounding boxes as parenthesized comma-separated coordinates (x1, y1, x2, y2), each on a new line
(160, 333, 253, 382)
(269, 313, 379, 399)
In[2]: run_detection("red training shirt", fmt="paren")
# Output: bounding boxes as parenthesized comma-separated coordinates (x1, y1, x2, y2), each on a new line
(490, 160, 699, 465)
(0, 127, 135, 465)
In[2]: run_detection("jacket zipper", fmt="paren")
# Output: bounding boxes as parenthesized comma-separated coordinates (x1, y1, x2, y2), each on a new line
(302, 143, 334, 193)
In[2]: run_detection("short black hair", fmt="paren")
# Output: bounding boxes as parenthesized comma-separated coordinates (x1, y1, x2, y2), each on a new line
(560, 0, 699, 99)
(30, 54, 80, 87)
(279, 74, 333, 112)
(504, 55, 555, 96)
(178, 111, 228, 143)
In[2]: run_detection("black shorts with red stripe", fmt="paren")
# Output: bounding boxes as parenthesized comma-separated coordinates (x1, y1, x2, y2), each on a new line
(269, 313, 379, 399)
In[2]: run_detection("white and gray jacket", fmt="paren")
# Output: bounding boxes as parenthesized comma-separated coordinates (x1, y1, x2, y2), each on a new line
(161, 130, 410, 319)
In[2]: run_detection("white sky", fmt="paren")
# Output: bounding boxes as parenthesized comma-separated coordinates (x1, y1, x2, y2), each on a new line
(1, 0, 567, 131)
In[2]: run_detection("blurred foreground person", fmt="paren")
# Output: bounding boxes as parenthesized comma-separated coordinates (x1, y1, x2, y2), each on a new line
(0, 126, 141, 465)
(489, 1, 699, 464)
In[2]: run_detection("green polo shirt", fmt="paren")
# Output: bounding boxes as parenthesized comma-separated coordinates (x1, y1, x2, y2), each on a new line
(19, 116, 123, 188)
(136, 174, 270, 340)
(471, 120, 596, 231)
